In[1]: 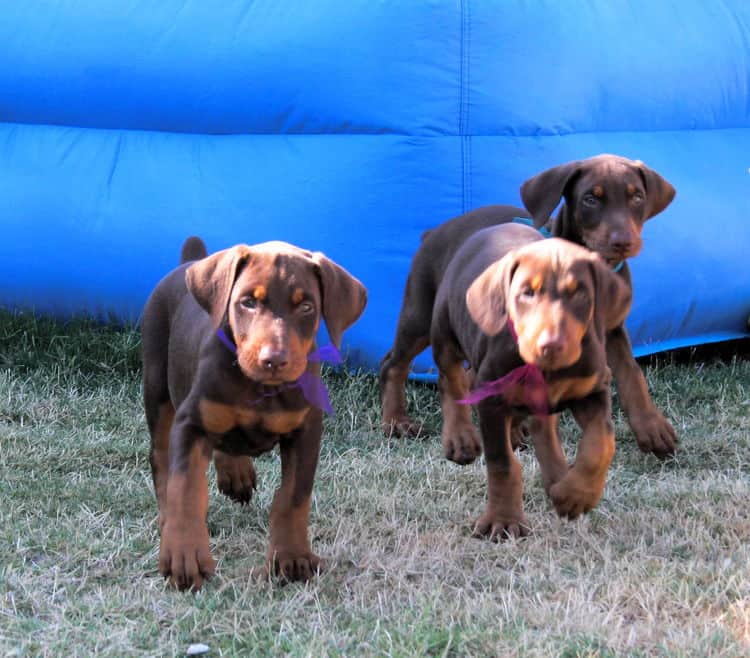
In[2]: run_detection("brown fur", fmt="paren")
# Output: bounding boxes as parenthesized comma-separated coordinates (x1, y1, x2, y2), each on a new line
(427, 223, 631, 536)
(142, 237, 366, 590)
(380, 154, 677, 457)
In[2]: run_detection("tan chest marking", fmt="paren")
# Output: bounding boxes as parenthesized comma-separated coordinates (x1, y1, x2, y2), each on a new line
(546, 374, 600, 407)
(262, 408, 310, 434)
(199, 398, 308, 435)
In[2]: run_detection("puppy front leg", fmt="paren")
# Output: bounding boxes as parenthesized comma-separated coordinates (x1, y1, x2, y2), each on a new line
(608, 325, 677, 457)
(549, 391, 615, 519)
(473, 402, 529, 540)
(159, 411, 215, 591)
(267, 410, 324, 583)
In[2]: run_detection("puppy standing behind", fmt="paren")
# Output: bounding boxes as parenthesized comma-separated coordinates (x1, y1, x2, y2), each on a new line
(141, 237, 366, 591)
(429, 223, 631, 536)
(381, 154, 676, 457)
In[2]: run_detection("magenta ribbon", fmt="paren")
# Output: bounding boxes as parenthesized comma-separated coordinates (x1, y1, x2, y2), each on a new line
(216, 329, 340, 415)
(457, 364, 549, 415)
(456, 320, 549, 415)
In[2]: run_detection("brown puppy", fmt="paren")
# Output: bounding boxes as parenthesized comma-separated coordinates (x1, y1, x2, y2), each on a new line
(141, 237, 366, 590)
(380, 154, 676, 457)
(521, 154, 676, 456)
(430, 223, 631, 535)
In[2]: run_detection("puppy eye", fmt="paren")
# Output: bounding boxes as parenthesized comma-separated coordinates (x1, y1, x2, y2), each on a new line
(298, 301, 314, 314)
(582, 193, 599, 208)
(520, 286, 536, 299)
(631, 192, 644, 205)
(241, 297, 257, 309)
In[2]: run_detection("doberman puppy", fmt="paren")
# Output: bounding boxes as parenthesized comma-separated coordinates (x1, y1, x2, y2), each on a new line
(142, 237, 366, 591)
(380, 154, 676, 458)
(429, 223, 631, 536)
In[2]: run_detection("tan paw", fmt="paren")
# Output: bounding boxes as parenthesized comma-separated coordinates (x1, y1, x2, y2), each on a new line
(215, 455, 257, 504)
(549, 472, 605, 519)
(630, 410, 678, 458)
(159, 521, 215, 592)
(266, 547, 324, 583)
(472, 508, 530, 541)
(442, 422, 482, 464)
(382, 414, 425, 438)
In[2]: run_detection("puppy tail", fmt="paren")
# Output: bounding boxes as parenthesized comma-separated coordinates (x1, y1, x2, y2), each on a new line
(180, 236, 208, 264)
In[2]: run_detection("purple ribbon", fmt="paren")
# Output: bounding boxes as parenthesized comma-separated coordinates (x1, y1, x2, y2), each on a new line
(456, 320, 549, 415)
(215, 329, 340, 415)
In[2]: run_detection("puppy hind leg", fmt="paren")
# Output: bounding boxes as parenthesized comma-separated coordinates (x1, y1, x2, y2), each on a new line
(528, 414, 569, 495)
(379, 332, 429, 438)
(214, 451, 257, 504)
(433, 342, 482, 464)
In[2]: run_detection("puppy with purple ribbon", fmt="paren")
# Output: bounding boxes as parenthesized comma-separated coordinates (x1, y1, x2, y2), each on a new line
(428, 222, 631, 538)
(141, 236, 366, 590)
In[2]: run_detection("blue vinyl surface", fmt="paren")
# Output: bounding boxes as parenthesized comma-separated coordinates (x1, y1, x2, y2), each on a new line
(1, 1, 748, 376)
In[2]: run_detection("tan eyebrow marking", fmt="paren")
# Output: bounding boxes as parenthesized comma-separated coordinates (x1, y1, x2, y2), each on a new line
(561, 276, 578, 294)
(253, 285, 267, 300)
(531, 274, 543, 291)
(291, 287, 304, 305)
(592, 186, 604, 197)
(626, 183, 635, 195)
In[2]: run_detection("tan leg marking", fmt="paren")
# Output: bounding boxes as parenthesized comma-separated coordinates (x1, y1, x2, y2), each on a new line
(549, 414, 615, 519)
(159, 441, 215, 591)
(381, 338, 429, 437)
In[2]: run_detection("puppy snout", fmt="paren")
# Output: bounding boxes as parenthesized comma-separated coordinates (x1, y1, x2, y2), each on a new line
(537, 331, 565, 360)
(258, 345, 289, 372)
(609, 230, 635, 255)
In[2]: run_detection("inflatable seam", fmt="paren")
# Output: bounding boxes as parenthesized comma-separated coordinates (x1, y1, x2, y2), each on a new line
(459, 0, 472, 212)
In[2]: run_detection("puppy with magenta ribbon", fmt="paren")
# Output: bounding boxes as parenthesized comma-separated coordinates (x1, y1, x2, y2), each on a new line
(428, 222, 631, 539)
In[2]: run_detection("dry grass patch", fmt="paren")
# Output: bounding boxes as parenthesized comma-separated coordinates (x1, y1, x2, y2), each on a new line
(0, 312, 748, 656)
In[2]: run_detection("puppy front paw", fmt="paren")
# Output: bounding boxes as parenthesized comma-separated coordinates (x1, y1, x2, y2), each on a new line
(549, 472, 605, 519)
(159, 521, 215, 592)
(472, 507, 530, 541)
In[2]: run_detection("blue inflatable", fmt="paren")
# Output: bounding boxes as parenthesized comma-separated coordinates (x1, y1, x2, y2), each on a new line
(1, 2, 748, 376)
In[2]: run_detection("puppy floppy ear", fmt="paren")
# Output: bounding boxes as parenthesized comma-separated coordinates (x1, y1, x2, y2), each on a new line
(185, 245, 252, 327)
(634, 160, 676, 220)
(311, 252, 367, 348)
(588, 256, 633, 332)
(520, 160, 582, 228)
(465, 253, 518, 336)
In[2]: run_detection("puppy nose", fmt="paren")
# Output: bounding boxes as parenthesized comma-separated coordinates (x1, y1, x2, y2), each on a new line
(537, 331, 564, 359)
(610, 231, 634, 253)
(258, 346, 288, 371)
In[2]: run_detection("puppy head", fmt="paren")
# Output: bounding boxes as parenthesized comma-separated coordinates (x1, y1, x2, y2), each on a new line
(186, 241, 366, 384)
(466, 239, 631, 371)
(520, 154, 675, 265)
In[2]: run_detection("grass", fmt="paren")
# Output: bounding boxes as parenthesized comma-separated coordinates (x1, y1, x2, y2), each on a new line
(0, 310, 748, 657)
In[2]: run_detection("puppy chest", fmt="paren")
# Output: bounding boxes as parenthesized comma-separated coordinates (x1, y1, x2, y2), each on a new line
(198, 398, 309, 453)
(546, 373, 601, 407)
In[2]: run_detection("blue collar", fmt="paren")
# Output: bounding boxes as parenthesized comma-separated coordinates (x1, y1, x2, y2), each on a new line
(512, 216, 552, 238)
(512, 217, 625, 273)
